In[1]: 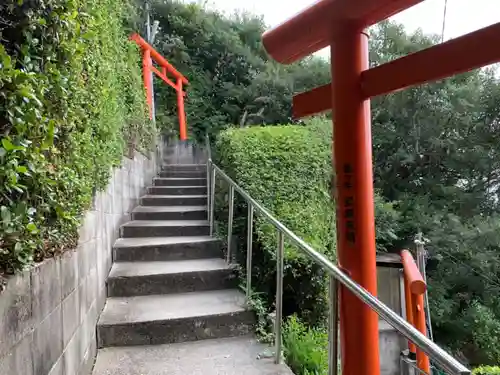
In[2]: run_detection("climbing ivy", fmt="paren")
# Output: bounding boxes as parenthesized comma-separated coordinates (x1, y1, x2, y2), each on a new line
(0, 0, 154, 274)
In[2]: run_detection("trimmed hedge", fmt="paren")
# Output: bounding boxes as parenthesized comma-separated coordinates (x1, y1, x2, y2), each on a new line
(473, 367, 500, 375)
(0, 0, 153, 274)
(213, 118, 404, 325)
(214, 119, 336, 325)
(213, 119, 417, 373)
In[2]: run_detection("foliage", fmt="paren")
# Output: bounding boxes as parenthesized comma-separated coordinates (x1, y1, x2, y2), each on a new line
(427, 215, 500, 364)
(214, 118, 402, 327)
(282, 315, 329, 375)
(214, 119, 335, 325)
(0, 0, 152, 273)
(369, 21, 500, 365)
(148, 0, 331, 139)
(244, 288, 274, 343)
(473, 366, 500, 375)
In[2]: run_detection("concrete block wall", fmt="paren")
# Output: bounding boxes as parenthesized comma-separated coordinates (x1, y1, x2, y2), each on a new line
(0, 149, 159, 375)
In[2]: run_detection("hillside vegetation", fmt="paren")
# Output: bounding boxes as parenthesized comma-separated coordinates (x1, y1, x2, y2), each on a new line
(0, 0, 152, 273)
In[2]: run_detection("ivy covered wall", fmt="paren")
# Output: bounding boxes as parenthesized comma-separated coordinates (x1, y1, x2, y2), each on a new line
(0, 0, 155, 274)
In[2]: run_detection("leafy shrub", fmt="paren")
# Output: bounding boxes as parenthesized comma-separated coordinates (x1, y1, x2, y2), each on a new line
(283, 315, 329, 375)
(473, 367, 500, 375)
(213, 118, 405, 373)
(214, 119, 336, 325)
(0, 0, 153, 274)
(214, 118, 403, 325)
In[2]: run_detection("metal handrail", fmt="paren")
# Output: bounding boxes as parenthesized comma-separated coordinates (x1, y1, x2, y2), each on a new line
(206, 155, 470, 375)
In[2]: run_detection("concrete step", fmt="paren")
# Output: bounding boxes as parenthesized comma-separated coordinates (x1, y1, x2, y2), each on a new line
(141, 194, 207, 206)
(107, 259, 237, 297)
(160, 170, 206, 178)
(161, 164, 206, 172)
(148, 186, 207, 196)
(93, 336, 294, 375)
(163, 158, 207, 165)
(97, 290, 254, 347)
(121, 220, 210, 238)
(153, 177, 206, 186)
(113, 236, 222, 262)
(132, 206, 207, 221)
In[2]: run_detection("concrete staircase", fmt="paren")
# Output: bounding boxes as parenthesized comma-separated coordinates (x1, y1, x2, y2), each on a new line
(92, 163, 292, 375)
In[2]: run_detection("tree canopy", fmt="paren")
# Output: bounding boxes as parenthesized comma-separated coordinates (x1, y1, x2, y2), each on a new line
(148, 0, 331, 139)
(369, 22, 500, 365)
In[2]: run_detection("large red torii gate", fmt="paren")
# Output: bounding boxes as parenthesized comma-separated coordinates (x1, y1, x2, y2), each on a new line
(262, 2, 500, 375)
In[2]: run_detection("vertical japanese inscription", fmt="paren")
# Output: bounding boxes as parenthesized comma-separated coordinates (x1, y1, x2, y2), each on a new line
(343, 163, 356, 244)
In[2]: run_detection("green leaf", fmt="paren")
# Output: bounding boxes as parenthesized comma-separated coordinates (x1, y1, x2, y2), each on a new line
(1, 206, 11, 223)
(14, 242, 22, 253)
(26, 222, 37, 233)
(2, 138, 14, 151)
(16, 166, 28, 174)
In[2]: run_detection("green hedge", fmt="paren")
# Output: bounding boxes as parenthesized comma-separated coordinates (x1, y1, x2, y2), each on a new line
(473, 367, 500, 375)
(0, 0, 153, 274)
(214, 119, 403, 326)
(214, 120, 336, 325)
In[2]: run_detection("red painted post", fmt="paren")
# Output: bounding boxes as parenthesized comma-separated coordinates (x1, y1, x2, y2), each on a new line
(401, 250, 427, 295)
(177, 79, 187, 141)
(413, 293, 431, 373)
(142, 49, 153, 119)
(401, 249, 430, 372)
(332, 27, 380, 375)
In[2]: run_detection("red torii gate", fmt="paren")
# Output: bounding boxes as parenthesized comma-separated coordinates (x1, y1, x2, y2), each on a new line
(131, 33, 189, 140)
(262, 2, 500, 375)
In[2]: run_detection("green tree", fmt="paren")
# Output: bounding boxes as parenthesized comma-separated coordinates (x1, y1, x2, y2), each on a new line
(370, 21, 500, 364)
(148, 0, 330, 138)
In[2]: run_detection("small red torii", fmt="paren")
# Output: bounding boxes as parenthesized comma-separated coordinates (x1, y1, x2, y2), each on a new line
(131, 33, 189, 140)
(262, 1, 500, 375)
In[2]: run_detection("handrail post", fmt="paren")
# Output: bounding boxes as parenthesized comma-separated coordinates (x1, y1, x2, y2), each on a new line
(206, 159, 211, 221)
(275, 231, 284, 364)
(209, 167, 216, 236)
(415, 235, 434, 342)
(328, 275, 339, 375)
(227, 185, 235, 263)
(246, 204, 254, 299)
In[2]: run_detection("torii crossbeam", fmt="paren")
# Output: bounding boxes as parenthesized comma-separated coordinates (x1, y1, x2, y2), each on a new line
(262, 2, 500, 375)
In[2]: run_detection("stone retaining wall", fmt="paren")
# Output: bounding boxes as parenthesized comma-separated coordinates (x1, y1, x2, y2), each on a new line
(0, 149, 158, 375)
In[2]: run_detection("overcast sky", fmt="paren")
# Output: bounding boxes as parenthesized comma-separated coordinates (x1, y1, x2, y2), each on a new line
(196, 0, 498, 57)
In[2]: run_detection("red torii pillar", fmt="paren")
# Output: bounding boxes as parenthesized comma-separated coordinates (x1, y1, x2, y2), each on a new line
(262, 1, 500, 375)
